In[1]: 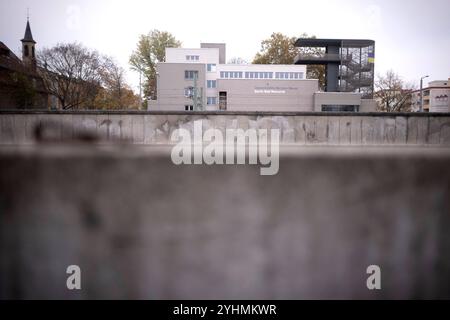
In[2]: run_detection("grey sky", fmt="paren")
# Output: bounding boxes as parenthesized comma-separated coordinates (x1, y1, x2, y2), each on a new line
(1, 0, 449, 92)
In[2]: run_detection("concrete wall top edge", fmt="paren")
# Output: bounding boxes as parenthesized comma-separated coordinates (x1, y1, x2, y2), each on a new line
(1, 110, 450, 117)
(2, 145, 450, 159)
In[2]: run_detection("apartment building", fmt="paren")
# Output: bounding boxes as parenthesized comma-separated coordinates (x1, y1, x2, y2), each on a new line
(149, 43, 376, 112)
(411, 79, 450, 112)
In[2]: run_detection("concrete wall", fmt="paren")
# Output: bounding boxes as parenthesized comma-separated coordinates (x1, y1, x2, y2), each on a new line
(1, 146, 450, 299)
(1, 111, 450, 146)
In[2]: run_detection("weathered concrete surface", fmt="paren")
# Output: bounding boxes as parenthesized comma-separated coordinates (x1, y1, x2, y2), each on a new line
(1, 145, 450, 299)
(1, 111, 450, 145)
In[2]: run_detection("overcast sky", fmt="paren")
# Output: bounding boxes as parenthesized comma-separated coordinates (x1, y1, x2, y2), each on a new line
(1, 0, 449, 92)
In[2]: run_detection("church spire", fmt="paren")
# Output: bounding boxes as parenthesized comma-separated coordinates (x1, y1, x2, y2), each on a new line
(21, 15, 37, 71)
(22, 20, 36, 44)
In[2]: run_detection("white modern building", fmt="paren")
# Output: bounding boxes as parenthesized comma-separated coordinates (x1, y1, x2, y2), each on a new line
(411, 79, 450, 112)
(149, 43, 376, 112)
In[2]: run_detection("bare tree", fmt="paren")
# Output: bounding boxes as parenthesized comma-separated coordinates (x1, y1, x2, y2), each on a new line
(37, 43, 104, 110)
(95, 57, 140, 109)
(374, 70, 416, 112)
(101, 57, 126, 106)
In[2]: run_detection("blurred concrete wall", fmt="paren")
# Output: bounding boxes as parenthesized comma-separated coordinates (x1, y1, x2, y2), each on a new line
(1, 146, 450, 299)
(1, 111, 450, 145)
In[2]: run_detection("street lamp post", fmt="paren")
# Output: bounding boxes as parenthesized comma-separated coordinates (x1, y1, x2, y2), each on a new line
(139, 69, 142, 107)
(420, 75, 429, 112)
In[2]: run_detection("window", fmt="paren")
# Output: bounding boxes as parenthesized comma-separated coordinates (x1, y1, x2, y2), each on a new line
(221, 71, 243, 79)
(186, 55, 200, 61)
(207, 64, 217, 72)
(207, 97, 217, 105)
(185, 105, 194, 111)
(185, 70, 199, 80)
(322, 105, 359, 112)
(207, 80, 217, 88)
(24, 45, 29, 57)
(273, 72, 303, 79)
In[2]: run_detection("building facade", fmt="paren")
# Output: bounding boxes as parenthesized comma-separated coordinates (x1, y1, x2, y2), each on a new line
(411, 79, 450, 112)
(295, 38, 375, 99)
(150, 43, 376, 112)
(153, 44, 313, 112)
(0, 19, 55, 110)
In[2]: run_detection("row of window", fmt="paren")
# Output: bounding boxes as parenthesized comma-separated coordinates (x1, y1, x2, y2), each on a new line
(185, 70, 199, 80)
(219, 71, 304, 80)
(186, 55, 199, 61)
(246, 72, 272, 79)
(275, 72, 304, 79)
(221, 71, 244, 79)
(187, 70, 305, 80)
(322, 105, 359, 112)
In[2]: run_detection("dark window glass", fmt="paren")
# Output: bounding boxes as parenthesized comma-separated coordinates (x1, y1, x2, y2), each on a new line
(322, 105, 359, 112)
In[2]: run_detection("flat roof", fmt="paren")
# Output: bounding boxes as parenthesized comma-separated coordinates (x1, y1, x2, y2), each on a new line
(166, 47, 219, 51)
(295, 38, 375, 48)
